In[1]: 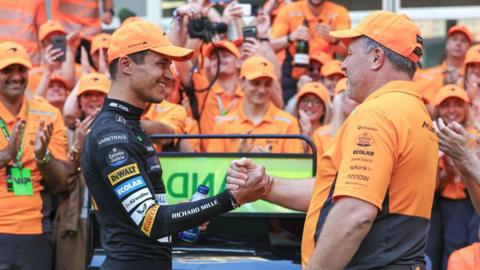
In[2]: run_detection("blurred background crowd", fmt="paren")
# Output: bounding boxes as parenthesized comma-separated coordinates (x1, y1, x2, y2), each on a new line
(1, 0, 480, 269)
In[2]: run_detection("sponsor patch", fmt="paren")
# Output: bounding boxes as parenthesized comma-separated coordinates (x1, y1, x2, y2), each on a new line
(145, 144, 155, 152)
(356, 132, 374, 147)
(122, 188, 152, 212)
(130, 199, 155, 225)
(155, 193, 168, 205)
(108, 163, 140, 185)
(115, 114, 126, 124)
(106, 147, 128, 166)
(141, 204, 160, 236)
(114, 176, 146, 199)
(108, 101, 129, 112)
(146, 156, 161, 172)
(97, 132, 128, 148)
(352, 149, 374, 156)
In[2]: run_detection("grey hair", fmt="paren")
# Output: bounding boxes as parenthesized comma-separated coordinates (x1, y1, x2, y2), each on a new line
(360, 36, 417, 79)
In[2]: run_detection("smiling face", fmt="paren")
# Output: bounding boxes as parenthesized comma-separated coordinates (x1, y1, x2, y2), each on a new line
(242, 77, 273, 106)
(0, 64, 28, 101)
(298, 93, 325, 123)
(79, 91, 106, 117)
(46, 81, 68, 109)
(437, 97, 467, 125)
(129, 50, 173, 104)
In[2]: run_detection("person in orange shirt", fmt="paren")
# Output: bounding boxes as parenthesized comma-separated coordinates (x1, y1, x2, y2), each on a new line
(415, 25, 473, 102)
(0, 0, 47, 66)
(270, 0, 350, 102)
(312, 77, 358, 158)
(55, 72, 108, 270)
(51, 0, 114, 40)
(226, 11, 437, 269)
(0, 41, 73, 269)
(295, 82, 331, 152)
(463, 45, 480, 130)
(432, 85, 479, 269)
(208, 56, 303, 153)
(321, 59, 345, 96)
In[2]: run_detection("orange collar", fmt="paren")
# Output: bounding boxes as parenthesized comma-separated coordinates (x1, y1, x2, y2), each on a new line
(364, 80, 421, 103)
(237, 101, 276, 125)
(300, 1, 329, 22)
(212, 84, 244, 97)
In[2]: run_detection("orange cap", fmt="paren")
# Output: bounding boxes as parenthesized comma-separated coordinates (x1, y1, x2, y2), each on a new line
(447, 24, 473, 44)
(107, 20, 194, 63)
(334, 77, 348, 95)
(39, 20, 66, 42)
(433, 84, 470, 106)
(298, 82, 331, 105)
(321, 60, 344, 77)
(330, 11, 423, 63)
(465, 44, 480, 65)
(77, 72, 110, 97)
(49, 74, 69, 89)
(204, 40, 240, 58)
(240, 55, 276, 81)
(0, 41, 32, 69)
(90, 33, 111, 55)
(122, 16, 141, 26)
(310, 51, 332, 65)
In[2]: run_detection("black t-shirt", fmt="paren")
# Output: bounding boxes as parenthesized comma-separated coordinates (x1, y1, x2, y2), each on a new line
(82, 98, 235, 265)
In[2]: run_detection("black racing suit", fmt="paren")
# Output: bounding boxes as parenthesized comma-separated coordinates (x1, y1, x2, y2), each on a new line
(82, 98, 235, 270)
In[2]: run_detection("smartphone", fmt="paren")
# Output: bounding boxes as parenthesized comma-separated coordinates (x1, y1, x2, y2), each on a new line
(237, 3, 252, 16)
(242, 26, 257, 40)
(51, 35, 67, 62)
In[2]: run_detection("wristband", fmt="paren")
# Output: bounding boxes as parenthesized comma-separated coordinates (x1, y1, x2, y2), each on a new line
(259, 37, 270, 42)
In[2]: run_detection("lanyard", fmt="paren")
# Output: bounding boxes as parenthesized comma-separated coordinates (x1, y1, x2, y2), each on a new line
(0, 104, 28, 168)
(215, 94, 238, 116)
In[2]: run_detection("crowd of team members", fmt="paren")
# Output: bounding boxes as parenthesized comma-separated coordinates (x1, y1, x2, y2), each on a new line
(1, 0, 480, 269)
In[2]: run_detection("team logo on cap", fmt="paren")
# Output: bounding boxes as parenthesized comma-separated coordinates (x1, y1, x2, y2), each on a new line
(91, 77, 99, 82)
(8, 47, 18, 53)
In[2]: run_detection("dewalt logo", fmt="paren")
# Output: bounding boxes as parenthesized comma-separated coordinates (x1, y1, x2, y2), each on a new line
(108, 163, 140, 185)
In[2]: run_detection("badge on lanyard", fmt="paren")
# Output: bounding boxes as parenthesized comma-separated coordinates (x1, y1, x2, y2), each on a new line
(11, 167, 33, 196)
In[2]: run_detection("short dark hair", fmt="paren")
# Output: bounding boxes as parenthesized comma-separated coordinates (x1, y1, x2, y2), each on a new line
(109, 50, 149, 80)
(360, 37, 417, 79)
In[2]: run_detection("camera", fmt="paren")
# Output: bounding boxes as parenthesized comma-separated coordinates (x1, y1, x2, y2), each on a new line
(187, 18, 228, 41)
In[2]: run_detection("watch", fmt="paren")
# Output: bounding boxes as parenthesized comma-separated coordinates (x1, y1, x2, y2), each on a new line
(35, 150, 51, 165)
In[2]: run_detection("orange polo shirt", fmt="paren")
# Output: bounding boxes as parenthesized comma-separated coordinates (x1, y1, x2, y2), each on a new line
(208, 102, 303, 153)
(302, 81, 438, 267)
(414, 61, 465, 103)
(271, 0, 350, 57)
(438, 127, 478, 200)
(192, 72, 243, 135)
(312, 124, 334, 158)
(0, 96, 68, 234)
(447, 242, 480, 270)
(142, 101, 187, 135)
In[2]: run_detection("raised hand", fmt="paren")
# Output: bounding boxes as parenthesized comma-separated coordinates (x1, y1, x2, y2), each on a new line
(34, 120, 54, 161)
(0, 120, 25, 167)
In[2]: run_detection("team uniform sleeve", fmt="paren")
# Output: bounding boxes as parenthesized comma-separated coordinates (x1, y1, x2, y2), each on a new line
(90, 129, 235, 239)
(333, 108, 397, 209)
(270, 5, 290, 38)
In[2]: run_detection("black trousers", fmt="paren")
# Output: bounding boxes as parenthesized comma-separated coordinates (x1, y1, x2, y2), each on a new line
(0, 233, 54, 270)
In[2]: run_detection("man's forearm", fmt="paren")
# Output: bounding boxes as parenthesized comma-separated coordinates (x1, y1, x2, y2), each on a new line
(454, 149, 480, 185)
(270, 36, 290, 53)
(305, 198, 376, 270)
(37, 158, 77, 194)
(264, 177, 314, 211)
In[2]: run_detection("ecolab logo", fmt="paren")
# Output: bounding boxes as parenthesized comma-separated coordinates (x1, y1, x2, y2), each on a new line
(114, 176, 146, 199)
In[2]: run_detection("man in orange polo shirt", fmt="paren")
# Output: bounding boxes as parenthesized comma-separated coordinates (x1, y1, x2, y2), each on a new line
(226, 11, 438, 269)
(208, 56, 303, 153)
(415, 25, 473, 102)
(0, 41, 73, 269)
(270, 0, 350, 102)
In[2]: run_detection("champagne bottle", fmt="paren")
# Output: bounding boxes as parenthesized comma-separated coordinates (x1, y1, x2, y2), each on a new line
(293, 19, 310, 67)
